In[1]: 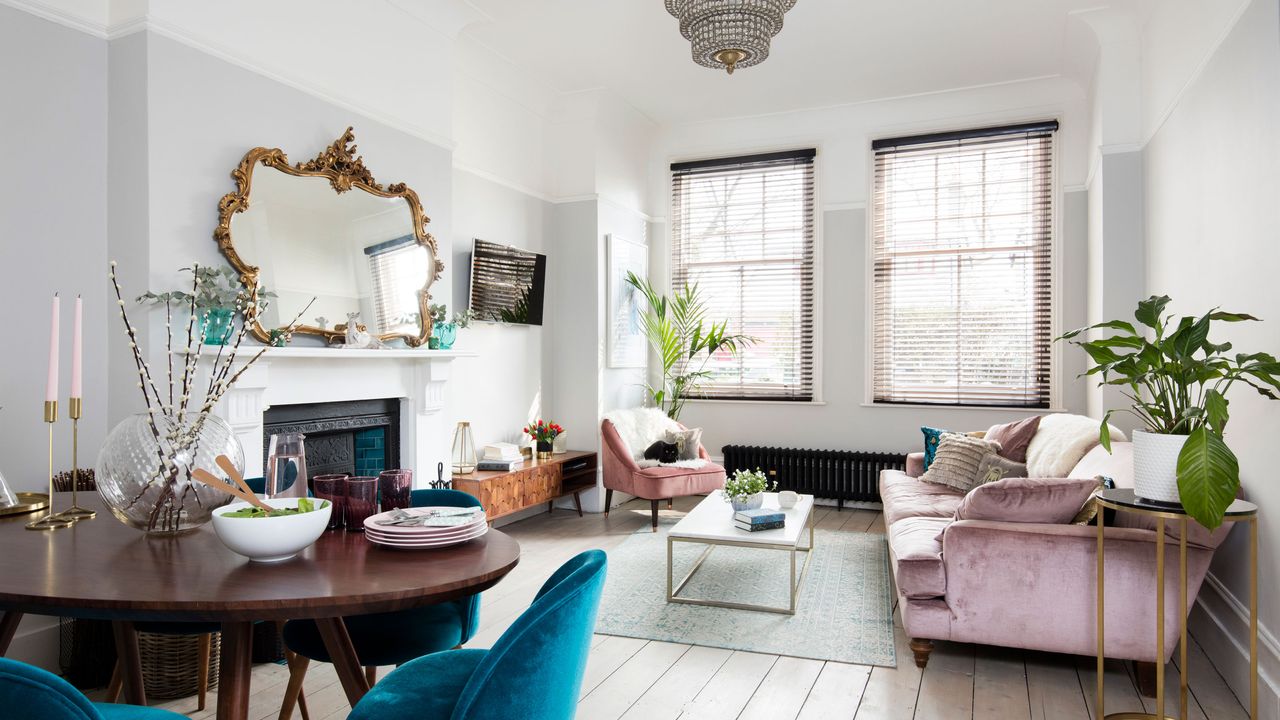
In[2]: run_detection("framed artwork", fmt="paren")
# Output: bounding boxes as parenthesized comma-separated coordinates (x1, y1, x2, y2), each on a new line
(606, 234, 649, 368)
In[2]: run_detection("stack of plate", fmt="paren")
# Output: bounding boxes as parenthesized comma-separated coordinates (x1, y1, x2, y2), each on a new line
(363, 506, 488, 549)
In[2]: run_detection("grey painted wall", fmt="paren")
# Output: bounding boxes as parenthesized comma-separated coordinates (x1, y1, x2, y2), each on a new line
(0, 5, 109, 491)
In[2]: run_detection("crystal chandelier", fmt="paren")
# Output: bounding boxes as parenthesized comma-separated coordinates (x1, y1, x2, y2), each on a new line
(665, 0, 798, 75)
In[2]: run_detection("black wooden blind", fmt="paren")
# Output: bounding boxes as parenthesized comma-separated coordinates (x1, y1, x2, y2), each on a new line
(871, 122, 1057, 407)
(670, 149, 816, 401)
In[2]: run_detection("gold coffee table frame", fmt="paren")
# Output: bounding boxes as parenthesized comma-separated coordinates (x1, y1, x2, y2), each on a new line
(1095, 488, 1259, 720)
(667, 505, 815, 616)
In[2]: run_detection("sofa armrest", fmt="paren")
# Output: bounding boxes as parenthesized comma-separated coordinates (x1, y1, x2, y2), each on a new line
(939, 519, 1215, 661)
(906, 452, 925, 478)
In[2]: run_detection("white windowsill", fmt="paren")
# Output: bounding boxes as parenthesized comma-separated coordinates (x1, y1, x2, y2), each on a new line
(859, 402, 1067, 413)
(685, 399, 828, 407)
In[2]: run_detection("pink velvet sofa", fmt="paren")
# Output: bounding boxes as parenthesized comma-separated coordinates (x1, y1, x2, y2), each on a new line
(600, 419, 726, 530)
(883, 442, 1232, 668)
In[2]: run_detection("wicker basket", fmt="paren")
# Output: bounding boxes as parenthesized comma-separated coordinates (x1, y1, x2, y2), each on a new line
(137, 631, 221, 700)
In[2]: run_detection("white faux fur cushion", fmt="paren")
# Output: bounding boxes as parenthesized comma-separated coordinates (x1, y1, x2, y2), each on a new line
(1025, 413, 1127, 478)
(603, 407, 682, 460)
(636, 458, 711, 469)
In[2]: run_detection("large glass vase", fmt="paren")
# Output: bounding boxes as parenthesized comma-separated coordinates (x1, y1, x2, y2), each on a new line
(95, 412, 244, 535)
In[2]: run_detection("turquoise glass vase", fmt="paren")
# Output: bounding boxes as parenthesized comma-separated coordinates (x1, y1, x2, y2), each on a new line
(433, 322, 457, 350)
(201, 307, 235, 346)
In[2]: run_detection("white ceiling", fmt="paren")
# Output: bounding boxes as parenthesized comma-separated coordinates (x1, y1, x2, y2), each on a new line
(460, 0, 1147, 125)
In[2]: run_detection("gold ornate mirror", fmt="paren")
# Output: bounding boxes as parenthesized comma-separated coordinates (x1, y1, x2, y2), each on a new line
(214, 128, 444, 346)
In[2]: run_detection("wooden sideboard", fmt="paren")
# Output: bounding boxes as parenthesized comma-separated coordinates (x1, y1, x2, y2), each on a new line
(451, 450, 598, 522)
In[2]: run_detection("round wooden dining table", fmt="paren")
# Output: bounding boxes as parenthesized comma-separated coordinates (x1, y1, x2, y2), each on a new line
(0, 493, 520, 720)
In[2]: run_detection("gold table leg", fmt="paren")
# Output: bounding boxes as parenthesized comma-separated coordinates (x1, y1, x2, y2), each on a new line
(1097, 506, 1105, 719)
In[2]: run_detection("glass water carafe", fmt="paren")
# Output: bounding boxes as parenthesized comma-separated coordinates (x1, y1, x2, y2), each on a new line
(266, 432, 308, 498)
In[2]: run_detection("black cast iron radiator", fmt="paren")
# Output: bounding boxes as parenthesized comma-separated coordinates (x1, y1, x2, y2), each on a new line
(720, 445, 906, 508)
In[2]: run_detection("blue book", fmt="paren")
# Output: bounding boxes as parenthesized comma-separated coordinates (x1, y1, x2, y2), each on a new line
(734, 508, 785, 525)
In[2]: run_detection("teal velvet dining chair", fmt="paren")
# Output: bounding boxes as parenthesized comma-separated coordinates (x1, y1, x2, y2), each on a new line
(347, 549, 607, 720)
(0, 657, 186, 720)
(278, 488, 486, 719)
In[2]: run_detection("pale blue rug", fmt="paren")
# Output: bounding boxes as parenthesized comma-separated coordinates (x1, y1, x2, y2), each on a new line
(595, 520, 897, 667)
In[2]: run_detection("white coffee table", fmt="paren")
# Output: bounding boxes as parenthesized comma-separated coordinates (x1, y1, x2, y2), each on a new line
(667, 490, 815, 615)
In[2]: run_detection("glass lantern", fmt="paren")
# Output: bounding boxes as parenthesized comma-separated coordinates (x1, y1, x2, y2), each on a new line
(451, 421, 476, 475)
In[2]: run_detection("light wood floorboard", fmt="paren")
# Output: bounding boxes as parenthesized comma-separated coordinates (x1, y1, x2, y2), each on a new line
(132, 497, 1247, 720)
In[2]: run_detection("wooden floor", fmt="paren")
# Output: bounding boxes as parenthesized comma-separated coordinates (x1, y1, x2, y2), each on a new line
(142, 497, 1249, 720)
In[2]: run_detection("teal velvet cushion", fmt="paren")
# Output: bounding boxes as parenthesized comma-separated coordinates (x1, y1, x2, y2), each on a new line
(921, 426, 953, 471)
(347, 649, 487, 720)
(0, 657, 185, 720)
(346, 550, 607, 720)
(284, 603, 466, 667)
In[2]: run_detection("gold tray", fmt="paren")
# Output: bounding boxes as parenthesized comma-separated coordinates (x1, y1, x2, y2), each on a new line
(0, 492, 50, 517)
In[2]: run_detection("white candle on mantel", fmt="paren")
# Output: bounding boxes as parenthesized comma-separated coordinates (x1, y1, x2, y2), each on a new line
(71, 295, 83, 399)
(46, 294, 60, 403)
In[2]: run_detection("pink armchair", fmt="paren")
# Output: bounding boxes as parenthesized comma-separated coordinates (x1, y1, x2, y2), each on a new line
(601, 419, 726, 530)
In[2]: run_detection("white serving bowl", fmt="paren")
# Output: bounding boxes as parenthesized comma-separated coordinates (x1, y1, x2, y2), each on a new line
(211, 497, 332, 563)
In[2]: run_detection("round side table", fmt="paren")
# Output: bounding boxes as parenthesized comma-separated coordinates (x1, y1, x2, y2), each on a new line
(1094, 488, 1259, 719)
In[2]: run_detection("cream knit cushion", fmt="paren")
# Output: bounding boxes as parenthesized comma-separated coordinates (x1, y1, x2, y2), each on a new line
(920, 434, 1004, 493)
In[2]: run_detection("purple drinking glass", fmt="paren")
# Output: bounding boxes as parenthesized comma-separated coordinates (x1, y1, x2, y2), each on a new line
(345, 477, 378, 531)
(378, 469, 413, 511)
(311, 474, 348, 531)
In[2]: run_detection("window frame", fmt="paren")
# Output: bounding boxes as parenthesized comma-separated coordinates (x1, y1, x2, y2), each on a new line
(865, 120, 1061, 410)
(667, 147, 822, 405)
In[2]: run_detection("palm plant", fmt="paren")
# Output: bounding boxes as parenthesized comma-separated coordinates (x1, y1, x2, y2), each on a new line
(625, 272, 755, 420)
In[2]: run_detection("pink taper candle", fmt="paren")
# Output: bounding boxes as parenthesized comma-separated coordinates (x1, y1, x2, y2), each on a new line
(71, 295, 83, 399)
(46, 294, 60, 403)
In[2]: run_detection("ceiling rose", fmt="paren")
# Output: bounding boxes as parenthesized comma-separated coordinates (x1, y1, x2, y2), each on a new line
(665, 0, 798, 75)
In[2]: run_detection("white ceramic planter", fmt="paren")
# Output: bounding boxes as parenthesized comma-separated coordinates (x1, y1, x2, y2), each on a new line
(1132, 429, 1188, 504)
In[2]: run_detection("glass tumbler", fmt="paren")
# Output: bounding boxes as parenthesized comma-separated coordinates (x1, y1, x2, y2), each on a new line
(345, 477, 378, 531)
(378, 469, 412, 511)
(311, 474, 348, 531)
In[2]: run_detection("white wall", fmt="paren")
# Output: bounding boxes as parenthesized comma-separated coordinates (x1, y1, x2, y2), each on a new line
(655, 76, 1093, 456)
(447, 169, 550, 450)
(1142, 0, 1280, 711)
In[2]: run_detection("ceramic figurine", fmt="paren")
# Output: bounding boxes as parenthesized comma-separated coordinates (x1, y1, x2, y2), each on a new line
(343, 312, 385, 349)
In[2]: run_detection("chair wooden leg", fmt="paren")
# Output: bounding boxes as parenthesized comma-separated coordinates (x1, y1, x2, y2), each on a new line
(909, 638, 934, 669)
(604, 489, 613, 517)
(278, 651, 309, 720)
(1133, 661, 1157, 698)
(651, 499, 660, 531)
(196, 633, 211, 711)
(105, 659, 123, 703)
(365, 665, 377, 686)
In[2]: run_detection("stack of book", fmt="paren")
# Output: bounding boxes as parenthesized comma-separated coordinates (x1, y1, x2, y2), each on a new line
(477, 443, 523, 471)
(734, 507, 786, 532)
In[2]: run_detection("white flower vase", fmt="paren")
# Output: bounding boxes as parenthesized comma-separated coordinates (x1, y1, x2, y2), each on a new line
(1132, 429, 1188, 504)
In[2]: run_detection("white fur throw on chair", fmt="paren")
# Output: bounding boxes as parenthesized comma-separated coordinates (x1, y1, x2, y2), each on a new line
(603, 407, 709, 469)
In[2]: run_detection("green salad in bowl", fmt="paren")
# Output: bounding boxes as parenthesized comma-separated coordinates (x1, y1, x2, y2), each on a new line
(220, 497, 328, 518)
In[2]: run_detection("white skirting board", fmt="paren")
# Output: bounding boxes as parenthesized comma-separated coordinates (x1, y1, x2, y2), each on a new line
(1190, 572, 1280, 720)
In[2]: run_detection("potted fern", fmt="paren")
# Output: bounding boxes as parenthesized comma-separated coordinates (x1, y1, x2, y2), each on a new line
(625, 272, 755, 420)
(1059, 295, 1280, 528)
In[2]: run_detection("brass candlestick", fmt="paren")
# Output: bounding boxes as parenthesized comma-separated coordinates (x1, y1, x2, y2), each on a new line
(56, 397, 95, 521)
(26, 401, 73, 531)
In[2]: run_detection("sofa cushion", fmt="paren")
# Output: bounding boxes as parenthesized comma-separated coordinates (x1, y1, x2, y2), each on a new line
(955, 477, 1098, 524)
(975, 453, 1027, 487)
(920, 434, 1003, 493)
(879, 470, 965, 527)
(1025, 413, 1127, 478)
(889, 516, 951, 598)
(985, 415, 1041, 463)
(629, 463, 726, 500)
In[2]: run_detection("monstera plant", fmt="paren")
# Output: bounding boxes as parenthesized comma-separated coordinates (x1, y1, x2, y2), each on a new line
(1059, 295, 1280, 528)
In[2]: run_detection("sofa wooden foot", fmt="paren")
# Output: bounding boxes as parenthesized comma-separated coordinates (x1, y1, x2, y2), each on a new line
(651, 499, 660, 531)
(909, 638, 934, 669)
(1133, 660, 1157, 698)
(604, 489, 613, 517)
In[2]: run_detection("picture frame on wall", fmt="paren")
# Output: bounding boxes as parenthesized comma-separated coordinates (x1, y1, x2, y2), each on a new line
(606, 234, 649, 368)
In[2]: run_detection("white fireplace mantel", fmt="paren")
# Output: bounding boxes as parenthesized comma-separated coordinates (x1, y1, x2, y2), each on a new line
(208, 347, 475, 482)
